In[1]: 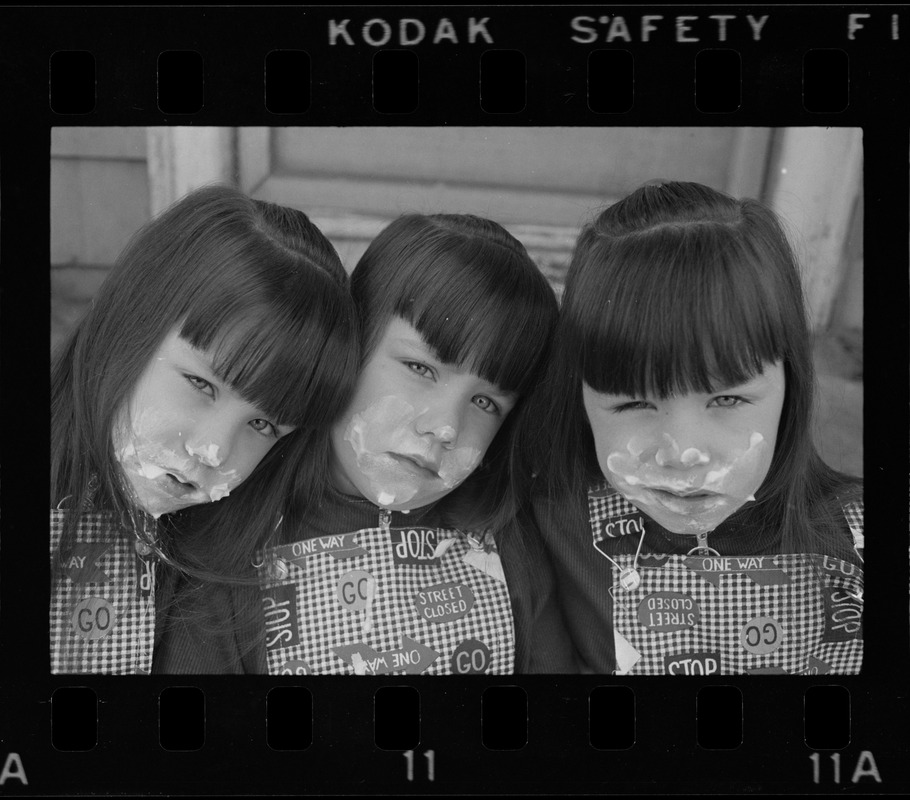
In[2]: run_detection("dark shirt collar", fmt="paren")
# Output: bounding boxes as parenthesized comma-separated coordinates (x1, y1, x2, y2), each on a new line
(642, 510, 782, 557)
(296, 482, 442, 541)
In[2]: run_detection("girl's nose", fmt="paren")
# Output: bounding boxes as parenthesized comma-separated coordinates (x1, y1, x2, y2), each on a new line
(652, 432, 711, 468)
(184, 420, 234, 467)
(415, 404, 460, 446)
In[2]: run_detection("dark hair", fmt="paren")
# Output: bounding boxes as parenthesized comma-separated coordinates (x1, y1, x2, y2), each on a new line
(351, 214, 557, 397)
(299, 212, 560, 532)
(51, 184, 360, 578)
(520, 181, 859, 555)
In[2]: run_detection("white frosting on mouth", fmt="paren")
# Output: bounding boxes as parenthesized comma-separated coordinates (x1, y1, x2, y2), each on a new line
(207, 472, 239, 502)
(343, 395, 482, 509)
(680, 447, 710, 466)
(114, 406, 243, 516)
(654, 435, 711, 467)
(136, 461, 168, 480)
(437, 446, 482, 486)
(603, 431, 768, 535)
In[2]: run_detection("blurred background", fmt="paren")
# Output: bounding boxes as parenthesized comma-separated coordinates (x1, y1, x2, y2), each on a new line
(51, 126, 863, 476)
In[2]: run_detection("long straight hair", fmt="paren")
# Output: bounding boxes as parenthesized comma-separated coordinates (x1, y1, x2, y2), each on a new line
(301, 212, 559, 532)
(519, 181, 859, 555)
(51, 184, 360, 579)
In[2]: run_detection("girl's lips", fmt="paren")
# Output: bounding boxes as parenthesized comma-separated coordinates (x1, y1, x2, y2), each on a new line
(646, 487, 725, 514)
(389, 453, 439, 478)
(650, 487, 718, 499)
(155, 471, 201, 499)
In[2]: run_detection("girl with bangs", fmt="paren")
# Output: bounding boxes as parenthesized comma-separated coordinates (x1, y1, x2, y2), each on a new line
(519, 181, 863, 675)
(51, 185, 359, 674)
(252, 213, 574, 675)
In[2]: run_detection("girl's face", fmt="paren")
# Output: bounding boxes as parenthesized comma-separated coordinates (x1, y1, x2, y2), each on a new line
(112, 329, 296, 518)
(582, 362, 786, 535)
(330, 317, 516, 511)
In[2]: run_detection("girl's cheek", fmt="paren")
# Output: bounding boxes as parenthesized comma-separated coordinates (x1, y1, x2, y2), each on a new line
(341, 395, 423, 507)
(437, 446, 482, 488)
(131, 404, 170, 436)
(340, 394, 485, 508)
(115, 406, 202, 489)
(345, 395, 421, 451)
(119, 406, 176, 454)
(205, 467, 243, 501)
(600, 435, 649, 487)
(707, 432, 773, 499)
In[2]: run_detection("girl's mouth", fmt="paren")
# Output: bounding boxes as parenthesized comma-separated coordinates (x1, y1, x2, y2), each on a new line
(389, 453, 439, 478)
(157, 471, 201, 499)
(647, 487, 725, 514)
(651, 487, 717, 499)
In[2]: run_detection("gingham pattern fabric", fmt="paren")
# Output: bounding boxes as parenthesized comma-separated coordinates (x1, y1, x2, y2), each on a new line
(259, 526, 515, 676)
(843, 498, 864, 558)
(588, 483, 642, 535)
(588, 485, 864, 675)
(50, 510, 156, 674)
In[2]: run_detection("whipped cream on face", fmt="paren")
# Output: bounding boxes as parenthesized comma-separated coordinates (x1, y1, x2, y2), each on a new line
(604, 431, 768, 534)
(185, 442, 222, 467)
(343, 395, 482, 509)
(114, 407, 243, 517)
(207, 480, 235, 502)
(434, 425, 456, 441)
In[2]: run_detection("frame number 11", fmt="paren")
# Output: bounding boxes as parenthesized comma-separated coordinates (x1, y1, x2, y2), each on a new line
(404, 749, 435, 782)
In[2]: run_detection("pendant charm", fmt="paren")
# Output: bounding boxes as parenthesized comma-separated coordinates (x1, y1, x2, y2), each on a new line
(618, 567, 641, 591)
(687, 531, 720, 558)
(134, 539, 154, 557)
(268, 558, 289, 580)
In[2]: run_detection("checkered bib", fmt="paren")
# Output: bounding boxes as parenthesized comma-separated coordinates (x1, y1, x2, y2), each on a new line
(588, 487, 864, 676)
(50, 510, 157, 674)
(259, 526, 515, 675)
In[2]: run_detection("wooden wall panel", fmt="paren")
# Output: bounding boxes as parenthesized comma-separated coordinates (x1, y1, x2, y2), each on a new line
(51, 159, 149, 265)
(273, 127, 756, 197)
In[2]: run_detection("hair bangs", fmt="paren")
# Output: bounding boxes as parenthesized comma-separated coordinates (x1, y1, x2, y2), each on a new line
(353, 213, 558, 396)
(571, 223, 789, 398)
(396, 245, 554, 395)
(180, 281, 353, 430)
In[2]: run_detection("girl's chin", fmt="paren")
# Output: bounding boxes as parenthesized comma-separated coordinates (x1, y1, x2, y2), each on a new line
(137, 495, 203, 519)
(364, 481, 452, 512)
(370, 491, 442, 512)
(641, 501, 743, 536)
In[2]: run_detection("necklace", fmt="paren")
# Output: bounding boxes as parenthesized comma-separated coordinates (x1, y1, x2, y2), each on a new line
(595, 526, 647, 592)
(686, 530, 721, 557)
(123, 509, 176, 566)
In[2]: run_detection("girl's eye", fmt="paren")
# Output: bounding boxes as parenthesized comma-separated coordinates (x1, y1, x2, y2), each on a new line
(473, 395, 500, 415)
(710, 395, 745, 408)
(405, 361, 434, 379)
(249, 418, 280, 438)
(185, 374, 215, 398)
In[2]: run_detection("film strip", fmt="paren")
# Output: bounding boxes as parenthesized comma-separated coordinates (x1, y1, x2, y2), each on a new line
(1, 3, 908, 795)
